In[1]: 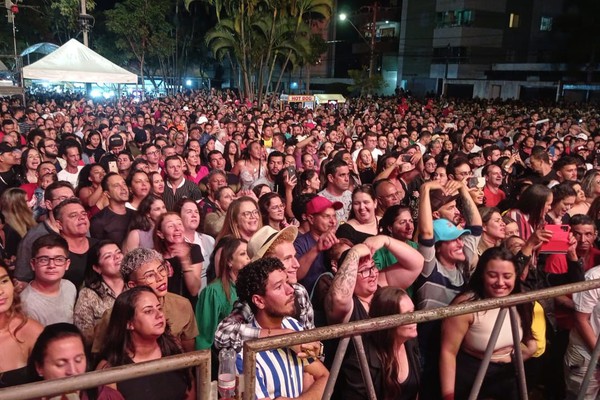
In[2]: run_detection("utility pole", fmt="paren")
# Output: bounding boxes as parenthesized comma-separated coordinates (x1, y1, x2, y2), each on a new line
(369, 2, 377, 78)
(78, 0, 94, 48)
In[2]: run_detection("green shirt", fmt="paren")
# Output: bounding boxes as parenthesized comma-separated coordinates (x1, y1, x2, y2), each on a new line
(372, 240, 417, 298)
(195, 280, 238, 350)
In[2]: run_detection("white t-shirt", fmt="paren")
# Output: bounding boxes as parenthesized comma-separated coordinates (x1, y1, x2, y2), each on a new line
(569, 266, 600, 354)
(57, 166, 83, 188)
(21, 280, 77, 326)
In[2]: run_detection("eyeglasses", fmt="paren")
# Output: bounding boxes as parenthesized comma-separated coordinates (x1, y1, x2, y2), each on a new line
(241, 209, 260, 219)
(146, 150, 160, 156)
(269, 204, 285, 211)
(139, 262, 169, 284)
(35, 256, 68, 266)
(358, 264, 378, 279)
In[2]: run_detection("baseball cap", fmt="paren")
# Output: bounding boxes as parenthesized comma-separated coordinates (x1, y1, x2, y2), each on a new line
(0, 143, 15, 155)
(430, 189, 460, 212)
(247, 225, 298, 261)
(306, 196, 343, 215)
(433, 219, 471, 243)
(575, 133, 588, 141)
(108, 135, 124, 149)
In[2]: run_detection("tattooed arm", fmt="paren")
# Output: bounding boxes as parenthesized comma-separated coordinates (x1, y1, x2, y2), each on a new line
(459, 181, 482, 226)
(325, 243, 370, 325)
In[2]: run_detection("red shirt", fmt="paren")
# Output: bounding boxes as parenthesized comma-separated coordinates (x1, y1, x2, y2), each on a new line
(483, 185, 506, 207)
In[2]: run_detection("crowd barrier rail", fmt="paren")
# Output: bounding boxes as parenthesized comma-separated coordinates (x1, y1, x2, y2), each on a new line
(0, 350, 211, 400)
(242, 279, 600, 400)
(3, 279, 600, 400)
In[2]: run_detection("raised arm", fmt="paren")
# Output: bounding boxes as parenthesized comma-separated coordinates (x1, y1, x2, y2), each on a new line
(364, 236, 424, 289)
(325, 243, 370, 324)
(418, 181, 442, 241)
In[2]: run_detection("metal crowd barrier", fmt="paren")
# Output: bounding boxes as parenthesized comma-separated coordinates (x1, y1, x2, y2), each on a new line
(3, 279, 600, 400)
(242, 279, 600, 400)
(0, 350, 211, 400)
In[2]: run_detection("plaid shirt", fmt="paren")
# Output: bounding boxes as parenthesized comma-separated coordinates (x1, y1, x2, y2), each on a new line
(214, 283, 315, 351)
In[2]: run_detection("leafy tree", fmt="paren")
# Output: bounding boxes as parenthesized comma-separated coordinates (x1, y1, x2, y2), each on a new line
(105, 0, 174, 93)
(193, 0, 332, 102)
(348, 68, 387, 97)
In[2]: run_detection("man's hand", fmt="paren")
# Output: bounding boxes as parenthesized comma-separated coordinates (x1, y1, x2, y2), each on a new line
(316, 228, 338, 252)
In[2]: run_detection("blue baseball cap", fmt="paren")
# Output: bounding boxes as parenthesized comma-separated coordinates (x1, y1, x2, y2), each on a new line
(433, 219, 471, 243)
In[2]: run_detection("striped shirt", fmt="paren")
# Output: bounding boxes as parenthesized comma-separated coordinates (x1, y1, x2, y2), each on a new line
(236, 317, 310, 399)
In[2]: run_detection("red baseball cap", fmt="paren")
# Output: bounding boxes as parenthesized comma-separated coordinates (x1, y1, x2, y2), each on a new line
(306, 196, 343, 215)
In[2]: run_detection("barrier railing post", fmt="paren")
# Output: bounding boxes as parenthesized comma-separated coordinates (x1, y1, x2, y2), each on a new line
(243, 345, 257, 400)
(323, 337, 350, 400)
(352, 335, 378, 400)
(576, 330, 600, 400)
(197, 350, 211, 400)
(509, 306, 529, 400)
(468, 307, 507, 400)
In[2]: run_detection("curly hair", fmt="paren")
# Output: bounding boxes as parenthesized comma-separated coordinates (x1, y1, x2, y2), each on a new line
(236, 257, 285, 313)
(120, 248, 164, 282)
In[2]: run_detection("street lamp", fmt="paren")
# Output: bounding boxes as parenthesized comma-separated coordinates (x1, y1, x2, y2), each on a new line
(338, 11, 377, 78)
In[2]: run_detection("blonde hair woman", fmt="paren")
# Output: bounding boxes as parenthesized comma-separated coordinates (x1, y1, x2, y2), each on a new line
(216, 196, 262, 242)
(0, 188, 37, 263)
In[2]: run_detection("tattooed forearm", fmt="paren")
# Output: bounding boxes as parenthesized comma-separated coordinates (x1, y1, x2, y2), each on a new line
(328, 248, 359, 302)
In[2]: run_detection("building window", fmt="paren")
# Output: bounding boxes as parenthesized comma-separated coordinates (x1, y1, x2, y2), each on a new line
(540, 16, 553, 31)
(509, 13, 520, 28)
(436, 10, 474, 28)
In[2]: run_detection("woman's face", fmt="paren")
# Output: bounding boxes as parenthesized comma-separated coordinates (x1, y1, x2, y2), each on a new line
(352, 192, 376, 223)
(229, 242, 250, 275)
(554, 195, 576, 217)
(344, 137, 353, 150)
(483, 212, 506, 240)
(249, 143, 262, 160)
(0, 266, 14, 314)
(36, 336, 87, 380)
(443, 140, 453, 151)
(483, 259, 516, 298)
(186, 150, 200, 167)
(267, 196, 285, 222)
(307, 174, 320, 192)
(95, 244, 123, 279)
(188, 141, 201, 153)
(592, 174, 600, 197)
(148, 199, 167, 223)
(90, 165, 106, 184)
(504, 222, 519, 238)
(354, 141, 363, 152)
(26, 149, 41, 170)
(471, 188, 485, 206)
(130, 172, 150, 198)
(237, 201, 260, 237)
(151, 174, 165, 195)
(359, 150, 372, 165)
(228, 143, 238, 155)
(158, 214, 185, 244)
(543, 193, 554, 217)
(180, 202, 200, 231)
(391, 210, 414, 241)
(572, 184, 586, 203)
(89, 134, 100, 148)
(395, 295, 417, 339)
(206, 139, 215, 152)
(424, 158, 436, 174)
(354, 257, 379, 298)
(130, 291, 166, 339)
(433, 167, 448, 186)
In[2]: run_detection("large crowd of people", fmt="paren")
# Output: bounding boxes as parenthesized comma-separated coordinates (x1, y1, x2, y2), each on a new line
(0, 89, 600, 399)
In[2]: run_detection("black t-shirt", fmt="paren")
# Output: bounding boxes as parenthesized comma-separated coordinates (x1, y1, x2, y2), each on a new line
(66, 237, 99, 291)
(166, 244, 204, 309)
(0, 167, 19, 196)
(90, 207, 133, 245)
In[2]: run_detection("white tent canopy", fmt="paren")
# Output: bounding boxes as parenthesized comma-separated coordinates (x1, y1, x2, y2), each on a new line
(23, 39, 137, 84)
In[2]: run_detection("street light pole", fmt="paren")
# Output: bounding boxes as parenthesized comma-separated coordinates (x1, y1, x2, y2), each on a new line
(368, 2, 377, 78)
(339, 12, 376, 78)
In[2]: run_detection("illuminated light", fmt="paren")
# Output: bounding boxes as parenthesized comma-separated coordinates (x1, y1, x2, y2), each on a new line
(90, 89, 102, 98)
(186, 79, 192, 86)
(339, 13, 347, 21)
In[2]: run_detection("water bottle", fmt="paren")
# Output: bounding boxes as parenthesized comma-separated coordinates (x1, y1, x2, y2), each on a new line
(218, 348, 237, 399)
